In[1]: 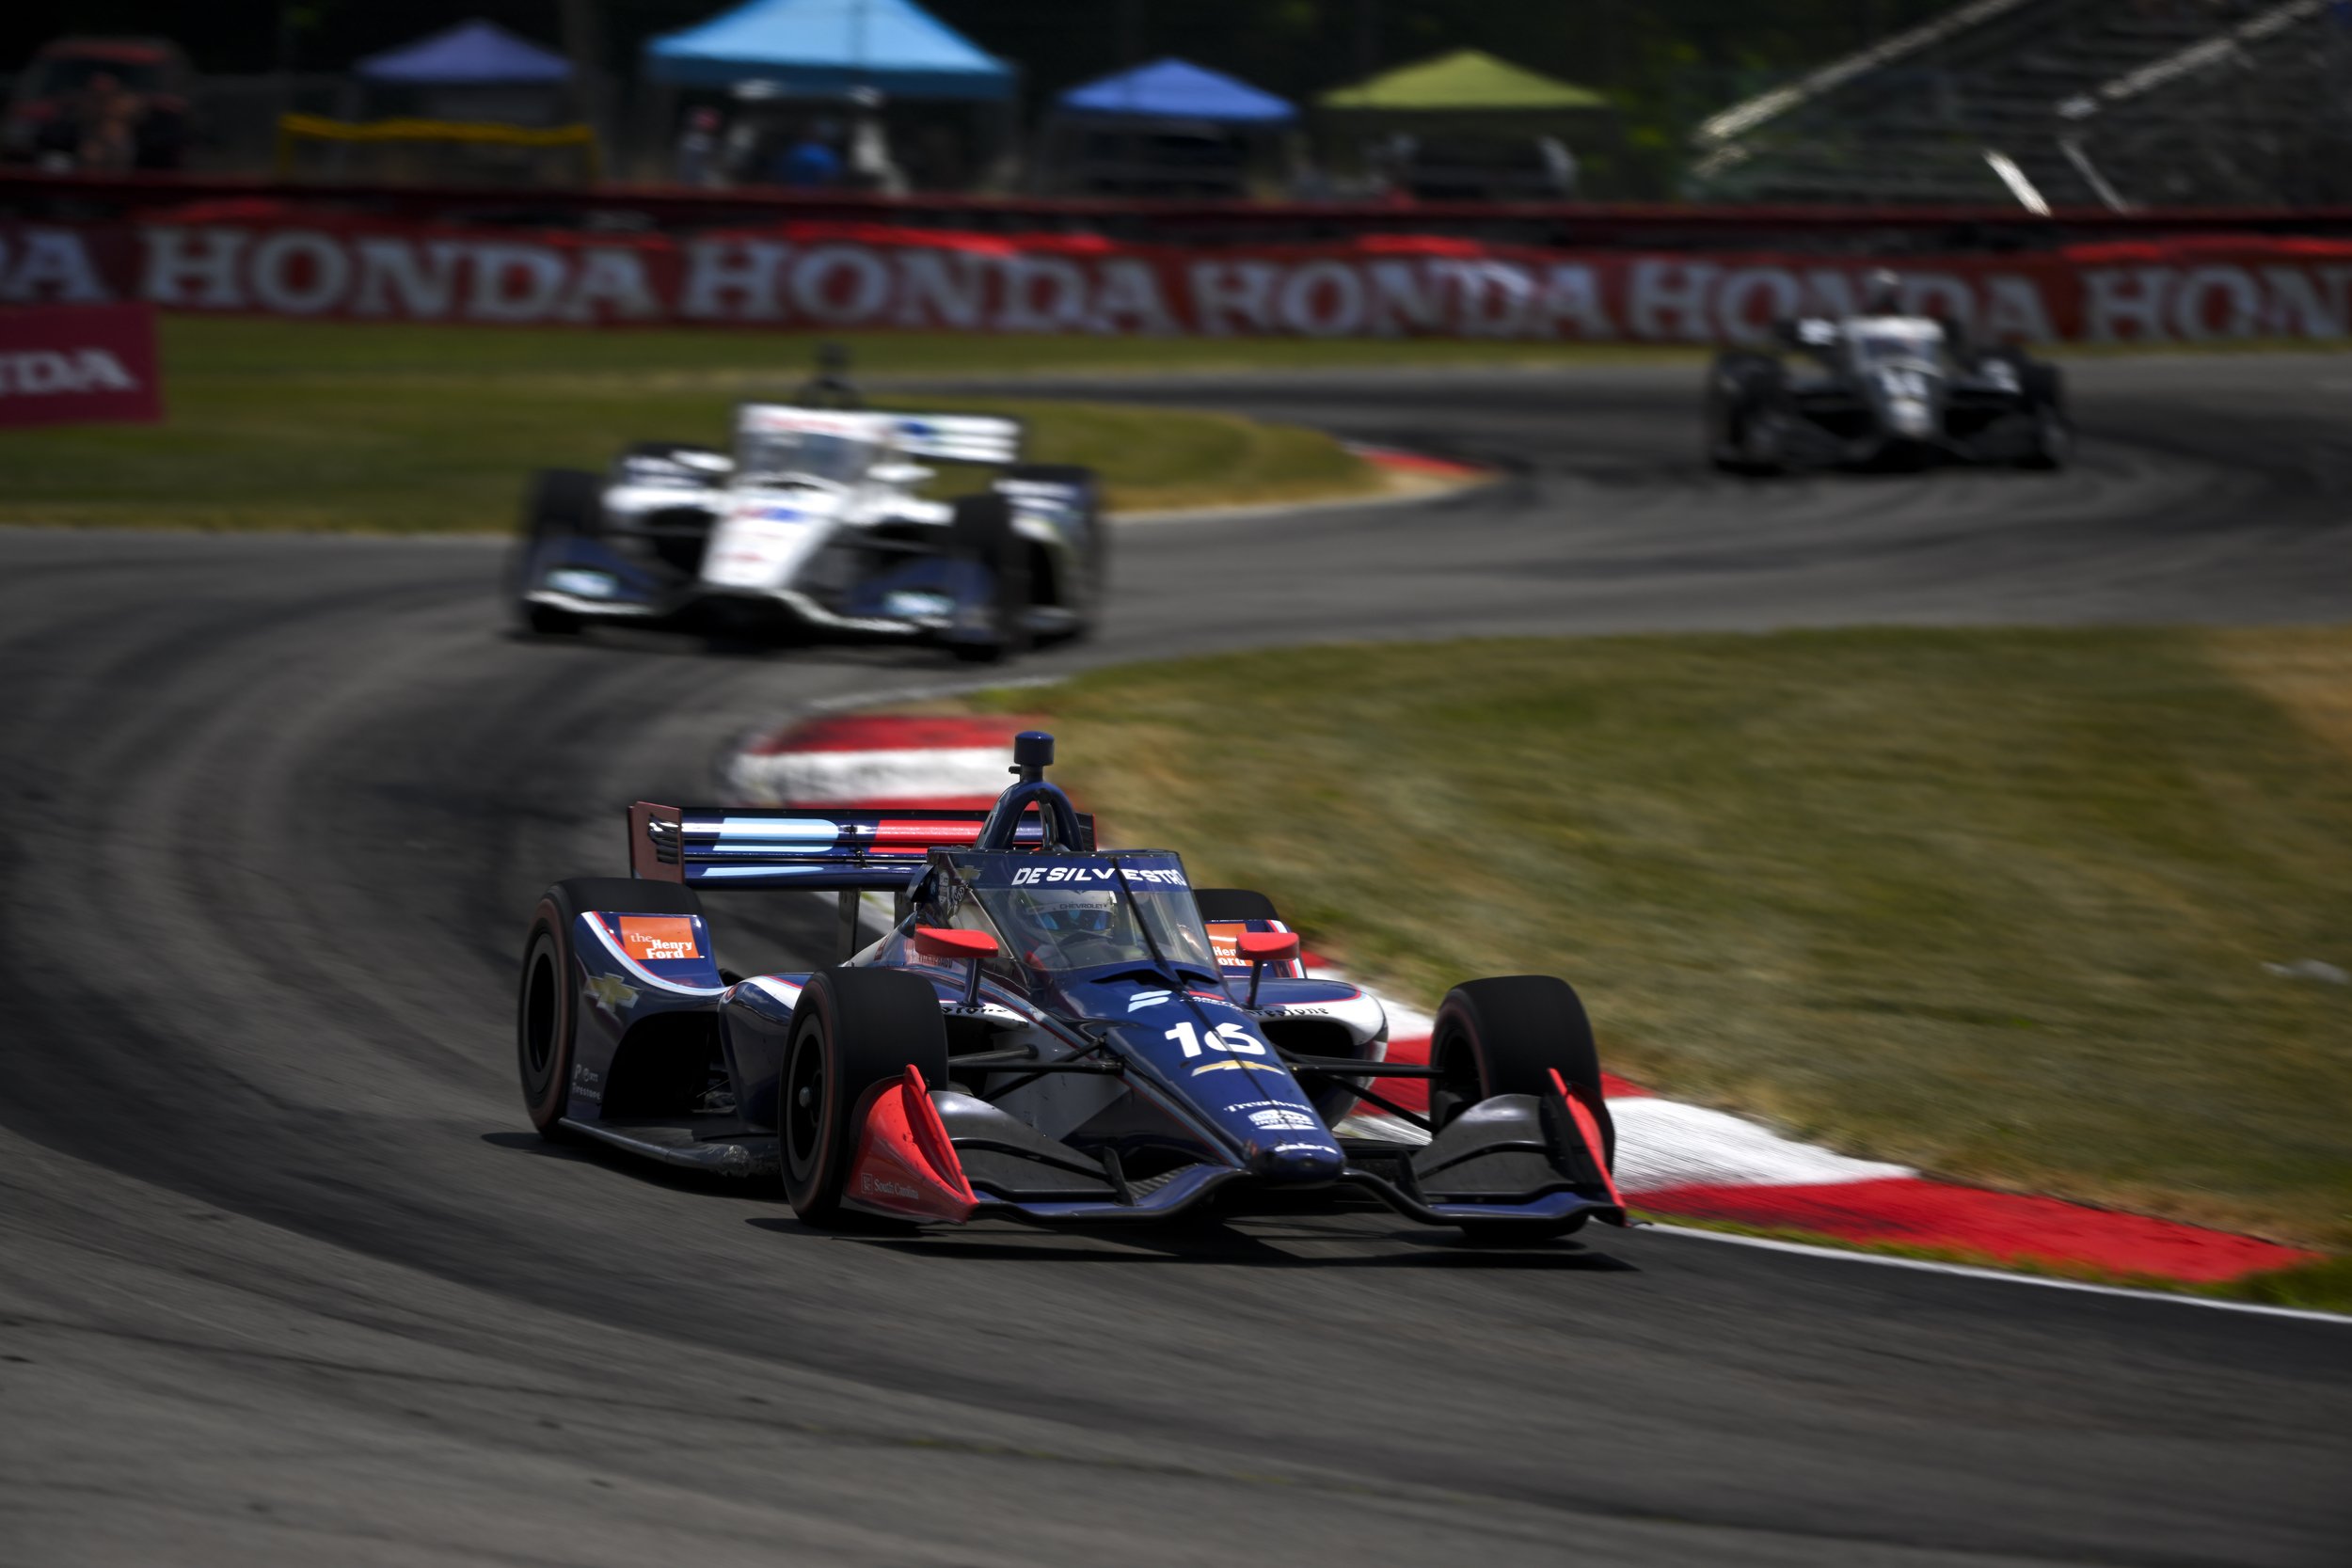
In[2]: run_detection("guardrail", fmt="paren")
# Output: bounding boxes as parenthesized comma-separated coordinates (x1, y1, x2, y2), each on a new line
(8, 169, 2352, 252)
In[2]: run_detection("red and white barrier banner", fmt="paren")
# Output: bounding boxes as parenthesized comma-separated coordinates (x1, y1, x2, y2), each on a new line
(7, 214, 2352, 343)
(0, 300, 163, 428)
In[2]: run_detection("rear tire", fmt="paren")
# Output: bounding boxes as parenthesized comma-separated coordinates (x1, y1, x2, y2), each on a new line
(781, 968, 952, 1225)
(1195, 888, 1281, 925)
(512, 467, 603, 637)
(516, 877, 706, 1135)
(947, 492, 1030, 663)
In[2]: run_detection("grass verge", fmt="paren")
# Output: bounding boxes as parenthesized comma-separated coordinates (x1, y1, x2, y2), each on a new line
(957, 627, 2352, 1253)
(0, 317, 1388, 533)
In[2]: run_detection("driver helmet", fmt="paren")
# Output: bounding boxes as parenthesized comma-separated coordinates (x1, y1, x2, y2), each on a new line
(1015, 888, 1122, 938)
(1862, 267, 1903, 316)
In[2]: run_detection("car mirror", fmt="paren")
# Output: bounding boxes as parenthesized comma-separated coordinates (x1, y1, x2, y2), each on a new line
(1236, 931, 1299, 964)
(914, 926, 995, 1007)
(1237, 929, 1299, 1007)
(914, 927, 997, 960)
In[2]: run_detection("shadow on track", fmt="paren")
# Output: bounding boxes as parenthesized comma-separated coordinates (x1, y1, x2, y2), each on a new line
(743, 1213, 1640, 1272)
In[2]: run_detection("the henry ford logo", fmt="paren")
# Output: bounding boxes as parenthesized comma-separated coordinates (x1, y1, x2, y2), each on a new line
(617, 915, 701, 962)
(1009, 863, 1187, 887)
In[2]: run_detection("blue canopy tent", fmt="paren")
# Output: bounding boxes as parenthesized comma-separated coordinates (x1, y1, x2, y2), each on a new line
(323, 18, 588, 177)
(1057, 58, 1295, 125)
(356, 20, 572, 85)
(644, 0, 1012, 99)
(1040, 56, 1295, 198)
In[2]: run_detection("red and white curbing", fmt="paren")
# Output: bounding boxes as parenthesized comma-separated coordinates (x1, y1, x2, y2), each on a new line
(729, 715, 1021, 810)
(729, 714, 2320, 1286)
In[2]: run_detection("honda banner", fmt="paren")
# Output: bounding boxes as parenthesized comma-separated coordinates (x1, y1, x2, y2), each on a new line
(0, 300, 163, 428)
(4, 215, 2351, 344)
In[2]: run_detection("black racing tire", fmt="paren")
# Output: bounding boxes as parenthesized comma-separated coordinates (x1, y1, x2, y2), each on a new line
(780, 968, 952, 1225)
(1002, 463, 1105, 643)
(524, 602, 581, 636)
(1705, 352, 1788, 477)
(1426, 975, 1614, 1165)
(517, 877, 706, 1136)
(531, 468, 604, 538)
(1430, 975, 1615, 1245)
(2019, 361, 2072, 471)
(947, 492, 1031, 663)
(513, 467, 603, 636)
(1194, 888, 1281, 925)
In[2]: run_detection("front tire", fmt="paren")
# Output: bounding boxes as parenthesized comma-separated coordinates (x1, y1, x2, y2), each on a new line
(1429, 975, 1615, 1243)
(2020, 362, 2071, 471)
(1427, 975, 1613, 1163)
(947, 492, 1031, 663)
(1707, 352, 1788, 477)
(781, 968, 952, 1224)
(512, 467, 603, 636)
(1002, 463, 1105, 643)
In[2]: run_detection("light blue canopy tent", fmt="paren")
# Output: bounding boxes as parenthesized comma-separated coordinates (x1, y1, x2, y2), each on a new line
(645, 0, 1013, 99)
(1057, 58, 1295, 125)
(357, 20, 572, 85)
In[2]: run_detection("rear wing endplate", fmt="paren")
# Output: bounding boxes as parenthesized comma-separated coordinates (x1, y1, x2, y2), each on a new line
(629, 801, 1095, 891)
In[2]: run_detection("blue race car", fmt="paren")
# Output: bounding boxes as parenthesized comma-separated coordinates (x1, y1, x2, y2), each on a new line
(516, 733, 1624, 1241)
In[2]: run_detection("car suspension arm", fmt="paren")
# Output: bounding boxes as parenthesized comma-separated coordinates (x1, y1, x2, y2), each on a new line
(1280, 1053, 1436, 1132)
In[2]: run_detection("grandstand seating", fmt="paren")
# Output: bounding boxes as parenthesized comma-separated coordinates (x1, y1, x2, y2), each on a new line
(1692, 0, 2352, 208)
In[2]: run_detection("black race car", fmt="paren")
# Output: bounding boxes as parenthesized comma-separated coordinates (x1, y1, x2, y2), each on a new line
(1707, 313, 2071, 475)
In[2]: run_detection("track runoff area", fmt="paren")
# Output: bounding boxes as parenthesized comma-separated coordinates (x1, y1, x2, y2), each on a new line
(731, 712, 2332, 1313)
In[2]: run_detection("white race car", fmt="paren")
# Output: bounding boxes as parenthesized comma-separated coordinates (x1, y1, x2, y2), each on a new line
(512, 403, 1105, 660)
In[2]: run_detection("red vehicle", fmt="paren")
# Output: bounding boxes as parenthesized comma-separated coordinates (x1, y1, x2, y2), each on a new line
(4, 37, 195, 169)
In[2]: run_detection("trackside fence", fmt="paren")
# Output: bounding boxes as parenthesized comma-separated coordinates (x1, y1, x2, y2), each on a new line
(5, 214, 2351, 344)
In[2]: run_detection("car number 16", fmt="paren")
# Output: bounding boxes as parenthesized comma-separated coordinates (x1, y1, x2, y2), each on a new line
(1163, 1021, 1265, 1057)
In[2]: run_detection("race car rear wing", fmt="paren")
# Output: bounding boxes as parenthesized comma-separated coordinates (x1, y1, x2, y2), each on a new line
(734, 405, 1024, 466)
(628, 801, 1096, 891)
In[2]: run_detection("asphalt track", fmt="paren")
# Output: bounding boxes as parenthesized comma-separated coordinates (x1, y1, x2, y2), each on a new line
(3, 355, 2350, 1567)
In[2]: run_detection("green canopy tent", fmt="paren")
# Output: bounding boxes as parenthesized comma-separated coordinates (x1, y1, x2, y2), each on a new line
(1316, 48, 1614, 198)
(1321, 49, 1608, 115)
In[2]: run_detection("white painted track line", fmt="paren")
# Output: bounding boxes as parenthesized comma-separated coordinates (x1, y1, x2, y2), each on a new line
(1645, 1223, 2349, 1324)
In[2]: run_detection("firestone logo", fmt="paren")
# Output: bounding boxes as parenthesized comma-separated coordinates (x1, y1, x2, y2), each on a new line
(0, 348, 140, 397)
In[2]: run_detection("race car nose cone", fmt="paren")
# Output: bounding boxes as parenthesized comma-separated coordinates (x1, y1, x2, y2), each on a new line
(1248, 1139, 1344, 1185)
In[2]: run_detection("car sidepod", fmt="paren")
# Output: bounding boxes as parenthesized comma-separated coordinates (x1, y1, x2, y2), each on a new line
(551, 906, 748, 1170)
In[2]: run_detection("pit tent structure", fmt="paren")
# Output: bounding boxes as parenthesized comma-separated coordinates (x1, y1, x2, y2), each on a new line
(1036, 55, 1295, 196)
(1316, 48, 1613, 198)
(644, 0, 1013, 99)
